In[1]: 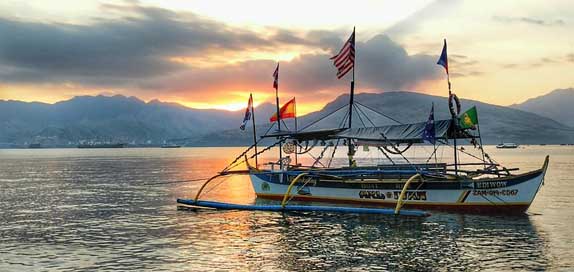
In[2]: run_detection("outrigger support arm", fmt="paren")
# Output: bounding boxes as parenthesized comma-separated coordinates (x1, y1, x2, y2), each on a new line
(281, 173, 309, 208)
(394, 173, 423, 214)
(193, 173, 226, 202)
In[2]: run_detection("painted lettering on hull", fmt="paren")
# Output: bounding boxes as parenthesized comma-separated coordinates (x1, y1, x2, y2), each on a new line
(475, 181, 507, 189)
(359, 190, 386, 199)
(359, 191, 427, 201)
(472, 189, 518, 197)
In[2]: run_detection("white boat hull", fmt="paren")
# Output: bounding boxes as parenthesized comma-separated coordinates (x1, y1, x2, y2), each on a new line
(249, 158, 549, 214)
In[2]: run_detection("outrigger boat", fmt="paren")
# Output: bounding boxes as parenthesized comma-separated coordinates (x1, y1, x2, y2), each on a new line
(183, 34, 549, 215)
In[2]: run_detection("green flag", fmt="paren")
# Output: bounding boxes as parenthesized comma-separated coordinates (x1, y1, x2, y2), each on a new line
(459, 106, 478, 129)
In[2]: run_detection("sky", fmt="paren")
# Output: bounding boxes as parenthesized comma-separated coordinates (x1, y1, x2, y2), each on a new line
(0, 0, 572, 114)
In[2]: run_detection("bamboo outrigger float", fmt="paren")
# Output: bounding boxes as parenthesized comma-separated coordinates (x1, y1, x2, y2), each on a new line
(178, 33, 549, 216)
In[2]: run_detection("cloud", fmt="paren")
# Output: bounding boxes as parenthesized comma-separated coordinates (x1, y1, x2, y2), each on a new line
(133, 34, 443, 104)
(385, 0, 463, 39)
(500, 55, 572, 70)
(0, 4, 286, 86)
(492, 16, 565, 27)
(0, 3, 443, 105)
(355, 35, 441, 89)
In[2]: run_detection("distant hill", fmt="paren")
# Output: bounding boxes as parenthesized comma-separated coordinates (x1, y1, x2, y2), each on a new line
(196, 91, 574, 145)
(0, 95, 276, 145)
(511, 88, 574, 127)
(1, 92, 573, 146)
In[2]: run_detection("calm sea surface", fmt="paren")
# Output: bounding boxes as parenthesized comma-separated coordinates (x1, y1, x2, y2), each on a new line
(0, 146, 573, 271)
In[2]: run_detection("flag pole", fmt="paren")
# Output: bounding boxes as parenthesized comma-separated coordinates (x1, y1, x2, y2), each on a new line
(347, 27, 356, 167)
(250, 93, 258, 168)
(432, 103, 438, 165)
(475, 109, 486, 169)
(294, 97, 298, 166)
(274, 63, 283, 169)
(443, 38, 458, 176)
(449, 73, 458, 175)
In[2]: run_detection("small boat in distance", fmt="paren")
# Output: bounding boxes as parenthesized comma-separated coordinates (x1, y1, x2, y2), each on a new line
(77, 143, 127, 148)
(161, 143, 182, 148)
(496, 143, 519, 149)
(28, 143, 43, 148)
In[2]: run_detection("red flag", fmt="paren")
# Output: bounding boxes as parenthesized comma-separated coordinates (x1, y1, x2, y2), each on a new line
(270, 97, 295, 122)
(330, 29, 355, 79)
(273, 63, 279, 90)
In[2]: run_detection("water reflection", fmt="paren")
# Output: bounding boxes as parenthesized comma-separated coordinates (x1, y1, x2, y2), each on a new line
(0, 147, 570, 271)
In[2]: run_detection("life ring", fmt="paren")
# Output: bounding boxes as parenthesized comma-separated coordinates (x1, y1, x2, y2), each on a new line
(449, 93, 461, 116)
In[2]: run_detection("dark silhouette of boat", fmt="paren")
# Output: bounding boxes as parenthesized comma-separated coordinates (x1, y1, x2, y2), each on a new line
(161, 144, 182, 148)
(77, 143, 127, 148)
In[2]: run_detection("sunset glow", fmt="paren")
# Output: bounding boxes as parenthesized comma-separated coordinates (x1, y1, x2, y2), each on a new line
(0, 0, 572, 111)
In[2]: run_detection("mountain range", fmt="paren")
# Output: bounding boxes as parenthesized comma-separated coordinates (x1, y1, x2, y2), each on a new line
(511, 88, 574, 127)
(1, 89, 573, 147)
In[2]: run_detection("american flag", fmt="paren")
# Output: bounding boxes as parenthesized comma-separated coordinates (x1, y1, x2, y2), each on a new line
(330, 29, 355, 79)
(273, 63, 279, 90)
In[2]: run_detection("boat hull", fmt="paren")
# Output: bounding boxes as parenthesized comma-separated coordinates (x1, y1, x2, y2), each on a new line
(249, 161, 548, 214)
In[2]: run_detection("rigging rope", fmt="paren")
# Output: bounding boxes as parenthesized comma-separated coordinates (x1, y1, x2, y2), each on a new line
(296, 140, 318, 154)
(382, 143, 413, 155)
(222, 139, 282, 172)
(353, 105, 367, 128)
(142, 177, 212, 186)
(312, 143, 331, 168)
(298, 103, 349, 132)
(380, 133, 420, 172)
(327, 139, 341, 168)
(338, 108, 350, 129)
(355, 101, 404, 125)
(221, 143, 257, 172)
(377, 146, 396, 165)
(355, 104, 377, 127)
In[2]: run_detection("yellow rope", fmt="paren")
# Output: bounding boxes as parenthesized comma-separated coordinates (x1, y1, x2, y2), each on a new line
(394, 173, 422, 215)
(281, 173, 309, 208)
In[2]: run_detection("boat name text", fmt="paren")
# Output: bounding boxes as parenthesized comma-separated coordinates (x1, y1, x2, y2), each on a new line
(475, 181, 507, 189)
(359, 191, 427, 201)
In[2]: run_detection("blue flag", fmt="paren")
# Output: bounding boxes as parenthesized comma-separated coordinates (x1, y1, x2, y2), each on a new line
(422, 104, 435, 144)
(239, 94, 253, 130)
(437, 39, 448, 75)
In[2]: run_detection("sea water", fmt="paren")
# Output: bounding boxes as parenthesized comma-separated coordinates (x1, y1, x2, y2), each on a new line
(0, 146, 572, 271)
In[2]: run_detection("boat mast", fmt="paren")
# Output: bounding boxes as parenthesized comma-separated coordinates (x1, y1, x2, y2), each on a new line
(250, 93, 258, 167)
(448, 72, 459, 175)
(274, 63, 283, 169)
(294, 97, 298, 166)
(347, 27, 356, 167)
(439, 38, 458, 175)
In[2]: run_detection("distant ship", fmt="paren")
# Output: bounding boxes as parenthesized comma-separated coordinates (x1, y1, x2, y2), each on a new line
(161, 144, 182, 148)
(28, 143, 43, 148)
(496, 143, 519, 149)
(77, 143, 127, 148)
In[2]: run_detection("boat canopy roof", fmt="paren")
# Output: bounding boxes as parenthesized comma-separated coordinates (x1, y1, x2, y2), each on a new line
(263, 119, 475, 144)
